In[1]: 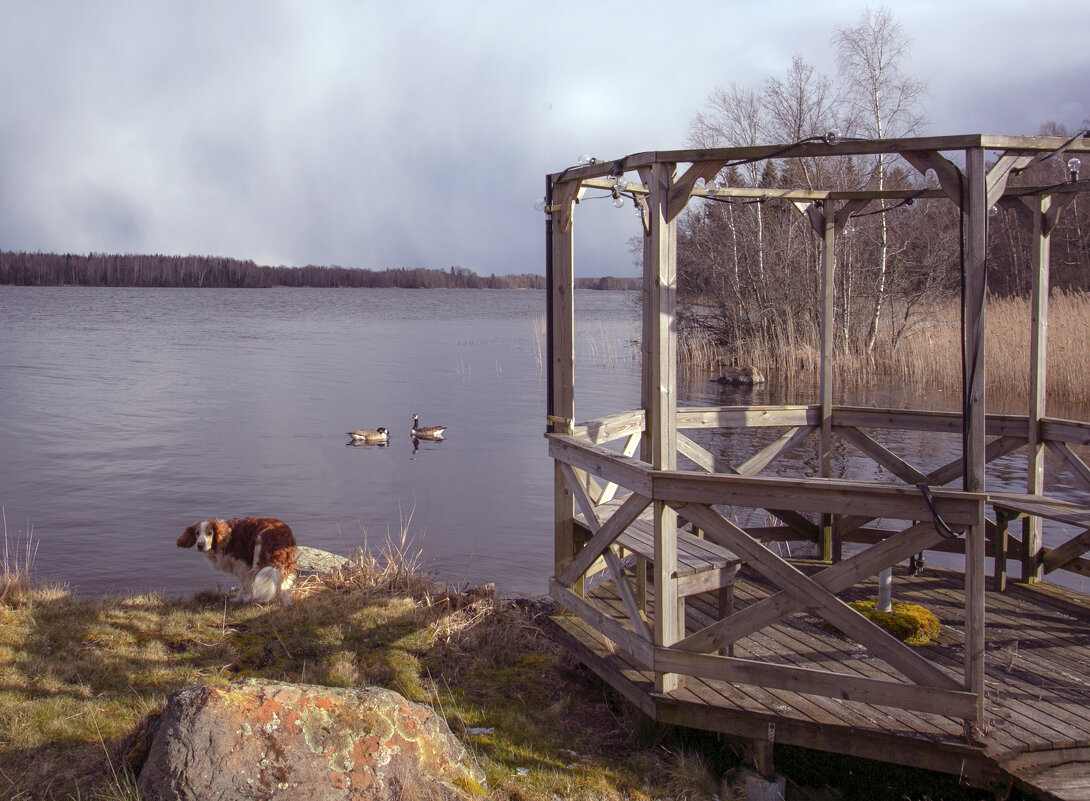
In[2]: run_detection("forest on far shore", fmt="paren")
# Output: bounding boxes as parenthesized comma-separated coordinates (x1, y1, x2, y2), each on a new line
(0, 251, 640, 291)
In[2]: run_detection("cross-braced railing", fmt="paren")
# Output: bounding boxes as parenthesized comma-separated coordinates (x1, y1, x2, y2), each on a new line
(548, 410, 989, 721)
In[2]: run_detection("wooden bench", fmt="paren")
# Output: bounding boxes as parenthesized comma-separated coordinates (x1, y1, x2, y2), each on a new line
(990, 492, 1090, 590)
(574, 499, 741, 643)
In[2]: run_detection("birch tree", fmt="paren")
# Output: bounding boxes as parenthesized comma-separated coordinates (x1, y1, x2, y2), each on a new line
(833, 5, 927, 352)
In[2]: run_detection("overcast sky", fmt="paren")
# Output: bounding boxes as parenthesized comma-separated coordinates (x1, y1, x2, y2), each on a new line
(2, 1, 1086, 278)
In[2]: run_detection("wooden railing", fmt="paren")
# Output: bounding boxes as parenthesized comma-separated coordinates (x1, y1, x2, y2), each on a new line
(549, 408, 990, 722)
(669, 405, 1090, 583)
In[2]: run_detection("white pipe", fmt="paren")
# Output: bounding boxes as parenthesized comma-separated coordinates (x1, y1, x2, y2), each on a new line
(877, 568, 893, 612)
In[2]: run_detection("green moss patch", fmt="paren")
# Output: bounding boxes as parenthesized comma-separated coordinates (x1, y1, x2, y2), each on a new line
(847, 600, 941, 645)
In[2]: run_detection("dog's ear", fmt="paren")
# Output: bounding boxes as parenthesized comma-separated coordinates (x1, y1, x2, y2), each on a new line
(177, 523, 199, 548)
(210, 519, 229, 546)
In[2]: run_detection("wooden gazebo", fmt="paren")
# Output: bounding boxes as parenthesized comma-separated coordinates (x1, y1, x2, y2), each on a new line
(544, 135, 1090, 798)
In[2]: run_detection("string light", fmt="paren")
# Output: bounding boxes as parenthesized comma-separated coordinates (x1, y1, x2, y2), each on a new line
(1069, 157, 1081, 183)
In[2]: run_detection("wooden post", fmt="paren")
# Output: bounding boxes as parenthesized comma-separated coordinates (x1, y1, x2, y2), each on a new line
(820, 203, 837, 562)
(549, 178, 577, 584)
(963, 148, 987, 723)
(964, 148, 987, 494)
(1024, 194, 1052, 583)
(642, 161, 680, 693)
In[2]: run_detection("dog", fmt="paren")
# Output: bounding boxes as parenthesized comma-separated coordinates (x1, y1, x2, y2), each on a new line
(177, 518, 298, 605)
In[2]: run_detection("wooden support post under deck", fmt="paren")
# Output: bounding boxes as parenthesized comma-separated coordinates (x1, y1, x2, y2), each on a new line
(641, 161, 681, 693)
(549, 177, 577, 584)
(1024, 194, 1052, 583)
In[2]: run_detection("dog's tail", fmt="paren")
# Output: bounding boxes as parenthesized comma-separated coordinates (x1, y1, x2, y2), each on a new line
(252, 566, 295, 605)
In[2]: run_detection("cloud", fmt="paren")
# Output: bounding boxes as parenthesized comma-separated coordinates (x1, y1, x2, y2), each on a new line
(1, 1, 1086, 277)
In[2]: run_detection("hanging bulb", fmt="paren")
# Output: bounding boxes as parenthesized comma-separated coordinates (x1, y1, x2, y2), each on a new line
(824, 131, 839, 144)
(989, 205, 999, 218)
(611, 186, 625, 208)
(577, 154, 596, 166)
(1068, 157, 1081, 182)
(705, 180, 718, 196)
(533, 198, 547, 212)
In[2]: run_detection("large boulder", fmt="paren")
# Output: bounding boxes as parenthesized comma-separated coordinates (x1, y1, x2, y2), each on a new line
(137, 679, 484, 801)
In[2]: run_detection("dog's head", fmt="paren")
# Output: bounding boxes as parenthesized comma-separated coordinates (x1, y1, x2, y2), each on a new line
(177, 520, 224, 552)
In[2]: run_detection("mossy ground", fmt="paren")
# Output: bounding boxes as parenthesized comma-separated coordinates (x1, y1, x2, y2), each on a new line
(1, 547, 1001, 801)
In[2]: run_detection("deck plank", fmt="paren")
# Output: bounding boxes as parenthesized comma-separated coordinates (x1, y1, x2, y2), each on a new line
(549, 564, 1090, 797)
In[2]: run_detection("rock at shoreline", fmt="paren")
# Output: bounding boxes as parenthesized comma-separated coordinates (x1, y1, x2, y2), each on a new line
(137, 679, 484, 801)
(295, 545, 350, 575)
(713, 365, 766, 385)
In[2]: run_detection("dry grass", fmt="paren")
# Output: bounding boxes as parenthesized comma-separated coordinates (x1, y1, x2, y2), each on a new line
(1, 524, 996, 801)
(685, 291, 1090, 408)
(0, 531, 676, 801)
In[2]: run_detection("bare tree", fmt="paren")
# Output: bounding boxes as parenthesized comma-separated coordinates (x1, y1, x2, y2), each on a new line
(833, 5, 927, 351)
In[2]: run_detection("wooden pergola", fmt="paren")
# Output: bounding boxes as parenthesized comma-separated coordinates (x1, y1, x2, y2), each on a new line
(544, 135, 1090, 795)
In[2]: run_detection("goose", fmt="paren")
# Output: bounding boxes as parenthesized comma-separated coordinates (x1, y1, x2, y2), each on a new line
(347, 427, 389, 444)
(411, 413, 446, 440)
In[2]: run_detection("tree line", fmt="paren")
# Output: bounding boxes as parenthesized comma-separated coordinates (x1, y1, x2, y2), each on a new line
(677, 6, 1090, 364)
(0, 251, 640, 291)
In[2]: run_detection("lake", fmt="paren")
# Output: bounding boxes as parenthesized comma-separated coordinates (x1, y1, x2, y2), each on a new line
(2, 286, 1087, 598)
(0, 286, 646, 598)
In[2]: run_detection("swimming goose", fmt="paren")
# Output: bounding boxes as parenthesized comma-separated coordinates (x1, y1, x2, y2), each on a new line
(347, 427, 389, 444)
(411, 414, 446, 440)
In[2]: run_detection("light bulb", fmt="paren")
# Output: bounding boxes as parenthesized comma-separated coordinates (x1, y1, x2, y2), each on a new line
(705, 181, 718, 195)
(533, 198, 547, 212)
(989, 205, 999, 218)
(611, 186, 625, 208)
(577, 154, 596, 166)
(1068, 157, 1081, 182)
(824, 131, 838, 144)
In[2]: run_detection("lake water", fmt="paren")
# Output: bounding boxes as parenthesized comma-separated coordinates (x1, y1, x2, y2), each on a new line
(2, 286, 1087, 598)
(0, 286, 642, 598)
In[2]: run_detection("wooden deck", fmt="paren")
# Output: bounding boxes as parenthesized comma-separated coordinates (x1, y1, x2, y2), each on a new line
(549, 565, 1090, 800)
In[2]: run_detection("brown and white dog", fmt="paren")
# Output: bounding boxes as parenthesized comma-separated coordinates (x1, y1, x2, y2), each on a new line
(177, 518, 298, 605)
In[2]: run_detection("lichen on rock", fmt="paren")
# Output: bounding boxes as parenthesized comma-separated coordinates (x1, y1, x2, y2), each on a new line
(137, 678, 483, 800)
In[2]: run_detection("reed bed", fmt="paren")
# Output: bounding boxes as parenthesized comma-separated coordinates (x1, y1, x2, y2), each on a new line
(683, 291, 1090, 407)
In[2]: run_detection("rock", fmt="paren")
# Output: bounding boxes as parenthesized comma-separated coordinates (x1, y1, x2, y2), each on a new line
(714, 366, 766, 385)
(137, 679, 484, 801)
(295, 546, 350, 575)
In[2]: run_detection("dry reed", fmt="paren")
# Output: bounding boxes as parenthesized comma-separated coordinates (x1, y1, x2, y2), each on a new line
(683, 291, 1090, 407)
(1, 510, 40, 607)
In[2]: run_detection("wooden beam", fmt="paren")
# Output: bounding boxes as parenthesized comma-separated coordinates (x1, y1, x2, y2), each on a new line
(964, 147, 988, 493)
(985, 153, 1034, 208)
(820, 206, 836, 562)
(642, 160, 681, 693)
(1046, 441, 1090, 493)
(735, 426, 816, 477)
(836, 426, 932, 486)
(595, 432, 642, 504)
(676, 520, 950, 653)
(677, 405, 819, 429)
(549, 581, 654, 666)
(667, 160, 726, 222)
(675, 502, 961, 691)
(653, 649, 977, 719)
(549, 186, 577, 581)
(900, 149, 964, 205)
(557, 490, 650, 588)
(1024, 194, 1051, 582)
(650, 470, 984, 526)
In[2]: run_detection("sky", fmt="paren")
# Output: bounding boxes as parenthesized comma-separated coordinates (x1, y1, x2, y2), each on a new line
(2, 1, 1087, 278)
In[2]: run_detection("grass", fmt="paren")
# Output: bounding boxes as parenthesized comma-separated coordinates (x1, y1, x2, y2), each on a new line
(685, 290, 1090, 408)
(1, 530, 999, 801)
